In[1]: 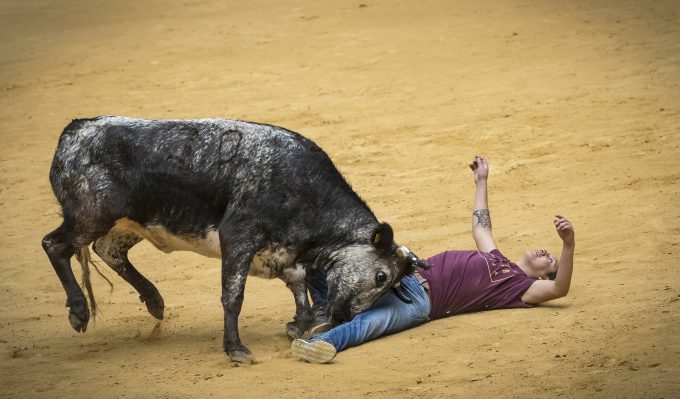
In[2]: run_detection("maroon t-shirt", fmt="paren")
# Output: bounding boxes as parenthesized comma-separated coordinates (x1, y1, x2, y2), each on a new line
(418, 249, 535, 319)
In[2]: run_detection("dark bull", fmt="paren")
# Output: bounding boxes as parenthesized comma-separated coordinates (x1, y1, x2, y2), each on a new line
(42, 116, 420, 363)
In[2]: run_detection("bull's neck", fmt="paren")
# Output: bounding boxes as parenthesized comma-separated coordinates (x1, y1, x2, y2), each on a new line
(300, 208, 378, 268)
(319, 201, 377, 240)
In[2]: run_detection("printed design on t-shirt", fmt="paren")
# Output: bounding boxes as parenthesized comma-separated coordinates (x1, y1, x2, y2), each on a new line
(477, 250, 517, 283)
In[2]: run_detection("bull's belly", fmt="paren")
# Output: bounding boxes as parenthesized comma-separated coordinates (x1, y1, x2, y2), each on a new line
(112, 218, 301, 280)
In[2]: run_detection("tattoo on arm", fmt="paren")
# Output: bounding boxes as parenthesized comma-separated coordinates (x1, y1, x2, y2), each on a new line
(473, 209, 492, 229)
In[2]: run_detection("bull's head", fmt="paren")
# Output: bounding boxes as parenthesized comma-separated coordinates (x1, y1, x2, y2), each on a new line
(325, 222, 423, 324)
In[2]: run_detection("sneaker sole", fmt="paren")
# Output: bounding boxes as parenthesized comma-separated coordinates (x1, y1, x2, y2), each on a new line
(291, 339, 337, 364)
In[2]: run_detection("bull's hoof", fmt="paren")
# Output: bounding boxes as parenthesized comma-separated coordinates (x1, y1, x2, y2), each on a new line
(286, 321, 304, 341)
(66, 299, 89, 333)
(226, 344, 254, 364)
(286, 310, 316, 340)
(140, 292, 164, 320)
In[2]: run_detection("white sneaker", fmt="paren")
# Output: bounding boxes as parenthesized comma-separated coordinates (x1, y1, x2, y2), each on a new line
(291, 339, 337, 364)
(308, 321, 332, 336)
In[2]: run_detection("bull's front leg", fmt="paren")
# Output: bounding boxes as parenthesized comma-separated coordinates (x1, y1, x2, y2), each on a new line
(284, 262, 314, 340)
(219, 227, 262, 364)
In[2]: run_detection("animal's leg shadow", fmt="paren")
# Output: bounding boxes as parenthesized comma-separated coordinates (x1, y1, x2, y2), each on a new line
(93, 229, 165, 320)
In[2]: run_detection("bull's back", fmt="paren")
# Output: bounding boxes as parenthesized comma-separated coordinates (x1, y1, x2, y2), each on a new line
(52, 116, 304, 197)
(50, 116, 351, 221)
(55, 116, 296, 176)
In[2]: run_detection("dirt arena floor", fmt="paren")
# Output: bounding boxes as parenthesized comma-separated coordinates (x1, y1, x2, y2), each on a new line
(1, 0, 679, 397)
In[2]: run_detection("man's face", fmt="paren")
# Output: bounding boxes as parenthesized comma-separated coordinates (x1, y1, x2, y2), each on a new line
(523, 248, 558, 279)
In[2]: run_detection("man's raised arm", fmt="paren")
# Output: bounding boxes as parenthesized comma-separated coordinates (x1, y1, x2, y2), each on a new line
(469, 156, 497, 253)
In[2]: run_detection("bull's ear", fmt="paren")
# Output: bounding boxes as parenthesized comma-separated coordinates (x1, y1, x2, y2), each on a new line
(371, 222, 394, 253)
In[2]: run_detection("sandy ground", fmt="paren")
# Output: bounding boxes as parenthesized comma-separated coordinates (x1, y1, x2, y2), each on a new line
(1, 0, 679, 397)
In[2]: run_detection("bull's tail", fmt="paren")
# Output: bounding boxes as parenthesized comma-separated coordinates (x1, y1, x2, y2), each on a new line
(74, 247, 114, 318)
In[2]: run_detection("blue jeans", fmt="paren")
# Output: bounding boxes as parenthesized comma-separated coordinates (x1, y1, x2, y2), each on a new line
(307, 267, 328, 313)
(310, 275, 430, 351)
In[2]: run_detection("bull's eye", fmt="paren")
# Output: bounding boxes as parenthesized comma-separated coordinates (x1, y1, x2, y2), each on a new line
(375, 271, 388, 285)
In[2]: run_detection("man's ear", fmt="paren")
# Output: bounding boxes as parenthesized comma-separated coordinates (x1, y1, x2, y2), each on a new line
(371, 222, 394, 253)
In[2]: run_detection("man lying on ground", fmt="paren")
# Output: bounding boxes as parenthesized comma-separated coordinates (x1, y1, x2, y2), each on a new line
(291, 155, 576, 363)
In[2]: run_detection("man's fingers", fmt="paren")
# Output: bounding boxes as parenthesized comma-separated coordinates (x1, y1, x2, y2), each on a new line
(557, 222, 572, 231)
(554, 218, 570, 228)
(553, 215, 573, 234)
(470, 156, 488, 173)
(554, 215, 570, 223)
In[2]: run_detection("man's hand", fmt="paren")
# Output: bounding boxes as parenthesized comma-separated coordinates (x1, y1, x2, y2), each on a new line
(554, 215, 575, 247)
(469, 155, 489, 184)
(522, 215, 576, 305)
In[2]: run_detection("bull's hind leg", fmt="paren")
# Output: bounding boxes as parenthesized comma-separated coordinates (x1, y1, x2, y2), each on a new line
(93, 229, 165, 320)
(42, 224, 92, 332)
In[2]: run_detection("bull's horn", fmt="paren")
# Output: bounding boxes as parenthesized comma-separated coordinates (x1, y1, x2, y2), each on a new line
(396, 246, 410, 258)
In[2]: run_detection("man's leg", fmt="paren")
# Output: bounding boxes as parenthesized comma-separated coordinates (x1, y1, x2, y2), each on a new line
(308, 267, 328, 311)
(292, 275, 430, 363)
(307, 267, 331, 334)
